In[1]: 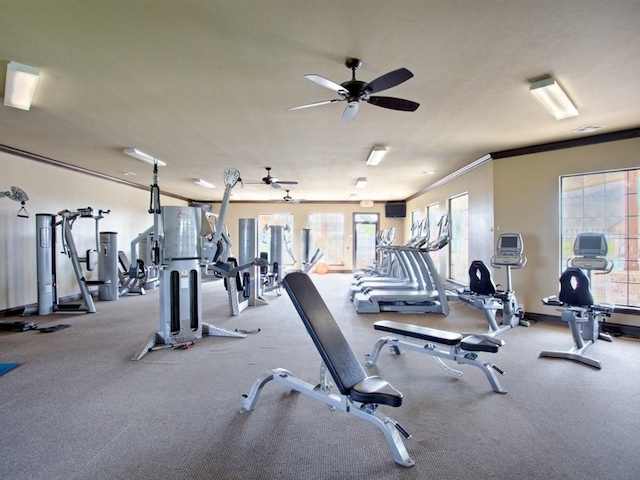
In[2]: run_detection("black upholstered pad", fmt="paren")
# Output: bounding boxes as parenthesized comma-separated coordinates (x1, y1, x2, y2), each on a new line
(468, 260, 496, 296)
(283, 272, 368, 395)
(374, 320, 462, 345)
(350, 376, 403, 407)
(558, 267, 594, 306)
(459, 335, 502, 353)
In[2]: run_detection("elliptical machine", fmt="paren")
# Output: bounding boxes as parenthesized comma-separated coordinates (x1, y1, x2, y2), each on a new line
(540, 233, 614, 369)
(459, 233, 528, 336)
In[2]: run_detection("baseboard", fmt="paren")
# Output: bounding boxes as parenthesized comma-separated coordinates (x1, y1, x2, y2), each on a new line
(525, 312, 640, 339)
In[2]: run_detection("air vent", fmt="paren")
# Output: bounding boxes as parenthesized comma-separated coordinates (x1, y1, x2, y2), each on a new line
(573, 124, 605, 133)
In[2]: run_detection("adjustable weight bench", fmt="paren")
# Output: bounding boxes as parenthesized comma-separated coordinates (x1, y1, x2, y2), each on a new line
(366, 320, 507, 394)
(240, 272, 415, 467)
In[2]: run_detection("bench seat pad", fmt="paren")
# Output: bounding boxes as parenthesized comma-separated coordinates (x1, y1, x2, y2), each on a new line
(350, 375, 403, 407)
(374, 320, 462, 345)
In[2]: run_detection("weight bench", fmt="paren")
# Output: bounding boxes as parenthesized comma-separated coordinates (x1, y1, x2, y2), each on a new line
(366, 320, 507, 394)
(240, 272, 415, 467)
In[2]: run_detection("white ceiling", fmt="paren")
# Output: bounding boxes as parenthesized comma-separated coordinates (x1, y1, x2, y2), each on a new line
(1, 1, 639, 203)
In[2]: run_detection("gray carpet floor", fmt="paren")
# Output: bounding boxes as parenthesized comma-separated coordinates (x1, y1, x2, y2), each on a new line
(1, 273, 639, 480)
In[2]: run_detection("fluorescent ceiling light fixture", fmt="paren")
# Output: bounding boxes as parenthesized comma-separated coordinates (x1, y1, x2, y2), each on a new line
(349, 193, 358, 200)
(366, 146, 387, 166)
(529, 76, 578, 120)
(194, 179, 215, 189)
(4, 61, 40, 110)
(123, 148, 167, 167)
(355, 177, 367, 188)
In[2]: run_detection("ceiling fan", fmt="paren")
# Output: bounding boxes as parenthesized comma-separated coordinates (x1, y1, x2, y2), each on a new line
(243, 167, 298, 189)
(289, 58, 420, 123)
(281, 190, 305, 203)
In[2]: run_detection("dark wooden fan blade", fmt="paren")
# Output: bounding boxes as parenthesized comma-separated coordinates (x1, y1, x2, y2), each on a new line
(367, 96, 420, 111)
(366, 68, 414, 94)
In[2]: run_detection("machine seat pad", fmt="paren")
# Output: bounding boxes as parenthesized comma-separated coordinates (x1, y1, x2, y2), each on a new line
(374, 320, 462, 346)
(460, 335, 502, 353)
(350, 375, 403, 407)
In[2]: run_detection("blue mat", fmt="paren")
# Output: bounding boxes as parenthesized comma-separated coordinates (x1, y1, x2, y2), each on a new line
(0, 362, 20, 377)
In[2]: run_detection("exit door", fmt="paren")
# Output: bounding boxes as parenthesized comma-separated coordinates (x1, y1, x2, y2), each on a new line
(353, 213, 379, 270)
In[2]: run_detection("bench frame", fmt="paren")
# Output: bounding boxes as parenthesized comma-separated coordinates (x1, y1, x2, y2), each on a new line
(366, 320, 507, 394)
(240, 272, 415, 467)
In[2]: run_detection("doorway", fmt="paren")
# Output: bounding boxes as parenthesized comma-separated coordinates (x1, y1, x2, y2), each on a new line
(353, 213, 379, 270)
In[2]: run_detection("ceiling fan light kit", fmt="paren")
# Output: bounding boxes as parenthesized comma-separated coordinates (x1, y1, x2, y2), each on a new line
(290, 58, 420, 123)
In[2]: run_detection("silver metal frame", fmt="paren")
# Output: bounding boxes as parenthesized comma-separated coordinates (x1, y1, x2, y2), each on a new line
(240, 365, 415, 467)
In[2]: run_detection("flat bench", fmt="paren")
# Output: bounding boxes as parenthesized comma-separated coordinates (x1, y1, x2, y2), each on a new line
(366, 320, 507, 394)
(240, 272, 415, 467)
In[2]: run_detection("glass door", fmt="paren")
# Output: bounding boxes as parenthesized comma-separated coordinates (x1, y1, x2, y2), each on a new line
(353, 213, 379, 270)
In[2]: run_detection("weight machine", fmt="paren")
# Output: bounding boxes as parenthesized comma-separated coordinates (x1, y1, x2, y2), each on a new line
(132, 166, 263, 360)
(1, 186, 29, 218)
(33, 207, 114, 315)
(540, 233, 614, 369)
(300, 227, 323, 273)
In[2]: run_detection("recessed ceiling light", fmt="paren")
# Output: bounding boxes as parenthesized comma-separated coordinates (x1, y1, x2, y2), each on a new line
(366, 146, 387, 166)
(573, 124, 605, 133)
(420, 170, 435, 175)
(355, 178, 367, 188)
(123, 148, 167, 167)
(4, 61, 40, 110)
(194, 179, 215, 189)
(529, 76, 578, 120)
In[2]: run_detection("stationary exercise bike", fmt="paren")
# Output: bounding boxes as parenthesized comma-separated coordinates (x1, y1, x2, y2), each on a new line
(460, 233, 528, 336)
(539, 233, 614, 369)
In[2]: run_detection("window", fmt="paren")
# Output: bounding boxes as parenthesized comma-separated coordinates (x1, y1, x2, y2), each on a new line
(561, 169, 639, 307)
(410, 209, 422, 230)
(308, 213, 345, 265)
(426, 204, 440, 242)
(427, 203, 441, 266)
(258, 214, 295, 265)
(448, 194, 468, 283)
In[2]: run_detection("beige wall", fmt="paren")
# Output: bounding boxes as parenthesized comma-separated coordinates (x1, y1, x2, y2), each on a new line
(493, 136, 640, 327)
(406, 161, 495, 281)
(0, 151, 187, 311)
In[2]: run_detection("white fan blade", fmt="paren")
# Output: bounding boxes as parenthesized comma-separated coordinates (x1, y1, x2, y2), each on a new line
(288, 99, 342, 111)
(342, 101, 359, 123)
(304, 74, 348, 95)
